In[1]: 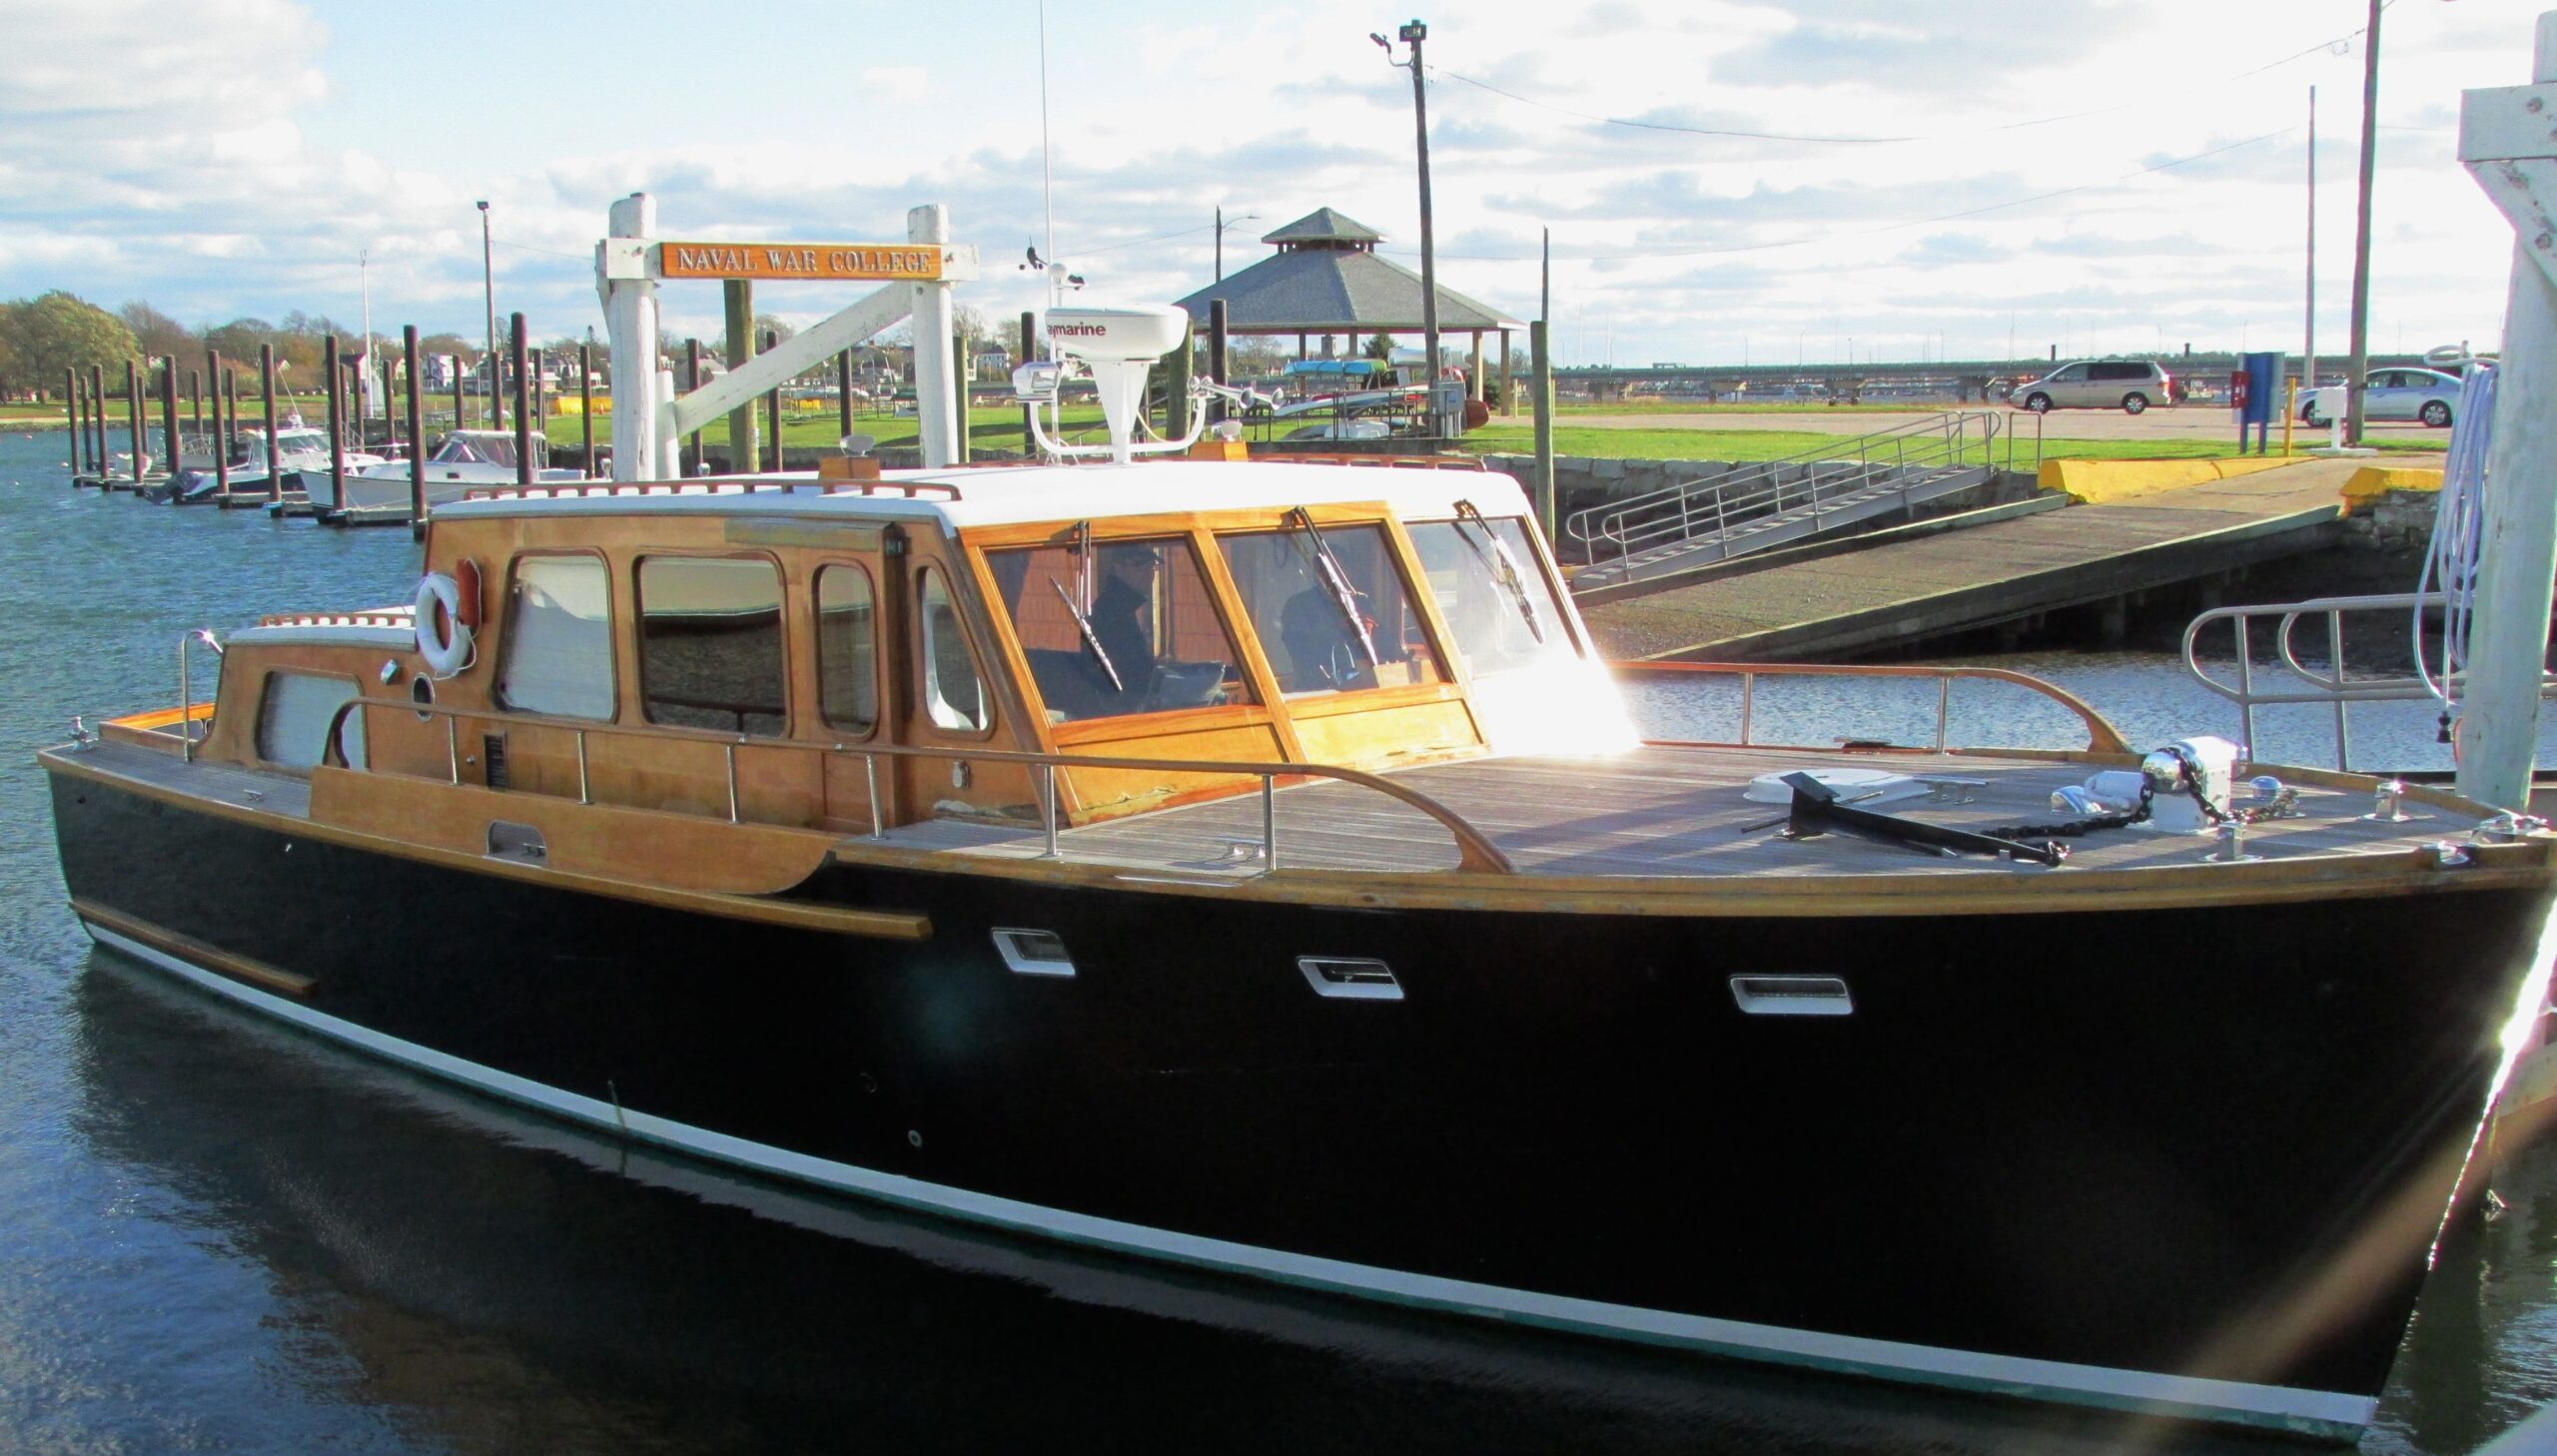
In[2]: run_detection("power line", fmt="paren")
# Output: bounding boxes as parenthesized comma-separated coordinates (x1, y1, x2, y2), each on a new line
(1402, 126, 2295, 263)
(1430, 7, 2383, 149)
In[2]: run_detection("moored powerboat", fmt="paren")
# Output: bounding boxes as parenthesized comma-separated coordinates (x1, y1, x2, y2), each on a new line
(42, 311, 2557, 1443)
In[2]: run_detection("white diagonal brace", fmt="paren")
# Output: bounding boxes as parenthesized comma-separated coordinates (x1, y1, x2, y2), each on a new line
(662, 286, 910, 443)
(2462, 80, 2557, 295)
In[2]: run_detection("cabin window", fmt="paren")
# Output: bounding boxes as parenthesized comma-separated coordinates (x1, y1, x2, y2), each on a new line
(256, 671, 365, 771)
(1406, 518, 1579, 678)
(986, 537, 1255, 723)
(496, 554, 614, 720)
(815, 564, 878, 735)
(636, 555, 787, 736)
(1218, 522, 1444, 698)
(917, 564, 989, 732)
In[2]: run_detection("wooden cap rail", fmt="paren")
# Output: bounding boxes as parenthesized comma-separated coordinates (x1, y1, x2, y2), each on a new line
(318, 696, 1516, 875)
(460, 478, 964, 502)
(258, 609, 414, 629)
(1610, 660, 2131, 756)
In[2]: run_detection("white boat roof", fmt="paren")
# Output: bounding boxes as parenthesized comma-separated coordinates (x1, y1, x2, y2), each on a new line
(432, 459, 1535, 532)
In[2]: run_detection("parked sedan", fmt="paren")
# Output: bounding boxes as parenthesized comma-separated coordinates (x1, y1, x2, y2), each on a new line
(2299, 367, 2462, 427)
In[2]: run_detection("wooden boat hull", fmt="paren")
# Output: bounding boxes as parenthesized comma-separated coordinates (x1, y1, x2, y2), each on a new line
(46, 764, 2551, 1440)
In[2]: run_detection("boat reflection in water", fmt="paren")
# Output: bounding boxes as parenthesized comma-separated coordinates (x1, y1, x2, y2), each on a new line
(75, 954, 2331, 1456)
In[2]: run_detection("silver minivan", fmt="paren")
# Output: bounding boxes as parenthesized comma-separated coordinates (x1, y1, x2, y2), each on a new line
(2012, 360, 2173, 414)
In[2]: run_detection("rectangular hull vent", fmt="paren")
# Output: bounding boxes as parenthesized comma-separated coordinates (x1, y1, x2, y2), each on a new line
(1729, 975, 1854, 1017)
(1298, 957, 1403, 1002)
(993, 928, 1075, 978)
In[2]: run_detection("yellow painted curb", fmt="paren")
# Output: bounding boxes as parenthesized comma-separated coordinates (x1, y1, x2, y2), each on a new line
(2036, 455, 2298, 505)
(2340, 465, 2444, 507)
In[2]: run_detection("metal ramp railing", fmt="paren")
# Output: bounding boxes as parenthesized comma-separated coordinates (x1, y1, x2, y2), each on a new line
(1561, 409, 2035, 590)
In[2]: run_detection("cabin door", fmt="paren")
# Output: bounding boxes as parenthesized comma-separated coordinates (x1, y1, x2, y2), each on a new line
(890, 550, 1013, 823)
(810, 556, 898, 831)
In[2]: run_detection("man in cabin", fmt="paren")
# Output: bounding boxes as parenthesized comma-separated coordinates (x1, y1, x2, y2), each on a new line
(1091, 543, 1163, 703)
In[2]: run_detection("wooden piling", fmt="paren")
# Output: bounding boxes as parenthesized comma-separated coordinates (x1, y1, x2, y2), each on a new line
(259, 344, 282, 502)
(509, 313, 532, 486)
(1530, 321, 1554, 541)
(763, 329, 781, 472)
(684, 341, 704, 477)
(188, 368, 202, 439)
(723, 279, 755, 473)
(449, 357, 464, 436)
(63, 368, 80, 474)
(89, 364, 109, 474)
(1019, 312, 1037, 456)
(1209, 301, 1230, 426)
(325, 334, 345, 513)
(207, 351, 230, 499)
(157, 358, 179, 486)
(1167, 330, 1193, 443)
(124, 360, 143, 481)
(951, 329, 970, 464)
(837, 350, 854, 441)
(405, 327, 426, 540)
(578, 344, 594, 477)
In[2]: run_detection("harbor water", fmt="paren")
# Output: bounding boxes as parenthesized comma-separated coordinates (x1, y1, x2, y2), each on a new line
(1, 428, 2551, 1454)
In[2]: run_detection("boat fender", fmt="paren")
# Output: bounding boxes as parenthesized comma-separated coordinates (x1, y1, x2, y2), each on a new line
(415, 572, 474, 677)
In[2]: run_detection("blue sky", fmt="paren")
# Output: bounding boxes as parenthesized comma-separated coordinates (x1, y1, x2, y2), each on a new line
(0, 0, 2543, 365)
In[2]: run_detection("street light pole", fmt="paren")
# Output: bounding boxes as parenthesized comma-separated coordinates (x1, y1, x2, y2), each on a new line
(1378, 21, 1443, 431)
(478, 200, 500, 429)
(1215, 209, 1261, 283)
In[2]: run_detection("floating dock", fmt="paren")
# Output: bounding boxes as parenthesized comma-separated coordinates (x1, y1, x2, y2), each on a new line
(1582, 456, 2362, 661)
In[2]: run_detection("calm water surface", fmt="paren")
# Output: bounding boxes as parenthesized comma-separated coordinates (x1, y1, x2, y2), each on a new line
(1, 428, 2550, 1454)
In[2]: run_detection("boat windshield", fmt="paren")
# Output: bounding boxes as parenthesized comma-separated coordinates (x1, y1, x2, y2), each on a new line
(1406, 514, 1578, 679)
(987, 537, 1256, 723)
(1218, 521, 1443, 698)
(433, 433, 521, 467)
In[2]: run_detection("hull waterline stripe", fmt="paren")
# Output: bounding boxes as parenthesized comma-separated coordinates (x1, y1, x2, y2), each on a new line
(75, 911, 2376, 1440)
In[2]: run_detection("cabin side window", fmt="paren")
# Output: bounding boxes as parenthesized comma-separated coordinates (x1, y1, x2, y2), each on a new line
(985, 537, 1256, 724)
(917, 564, 989, 732)
(1218, 523, 1444, 698)
(815, 564, 878, 735)
(496, 554, 615, 720)
(636, 555, 787, 736)
(1406, 517, 1579, 678)
(256, 671, 366, 771)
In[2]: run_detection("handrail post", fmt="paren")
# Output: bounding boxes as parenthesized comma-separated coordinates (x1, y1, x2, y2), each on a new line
(2329, 607, 2351, 769)
(1936, 674, 1952, 751)
(1263, 776, 1278, 870)
(2233, 617, 2257, 752)
(576, 730, 591, 805)
(864, 754, 883, 838)
(725, 741, 741, 823)
(1041, 761, 1060, 858)
(445, 715, 459, 785)
(1740, 670, 1755, 745)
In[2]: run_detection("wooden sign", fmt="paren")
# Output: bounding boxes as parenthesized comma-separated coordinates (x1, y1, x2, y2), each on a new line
(655, 242, 951, 282)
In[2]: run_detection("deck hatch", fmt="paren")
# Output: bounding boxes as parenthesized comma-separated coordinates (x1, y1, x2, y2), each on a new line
(1297, 956, 1403, 1002)
(992, 927, 1075, 977)
(1729, 975, 1854, 1017)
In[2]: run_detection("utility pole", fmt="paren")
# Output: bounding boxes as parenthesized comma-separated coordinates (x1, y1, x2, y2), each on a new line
(2304, 86, 2318, 398)
(478, 200, 501, 429)
(1377, 19, 1444, 434)
(2345, 0, 2380, 445)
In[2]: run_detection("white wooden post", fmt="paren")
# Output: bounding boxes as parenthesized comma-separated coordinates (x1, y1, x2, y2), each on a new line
(2456, 14, 2557, 809)
(908, 204, 958, 468)
(599, 193, 660, 482)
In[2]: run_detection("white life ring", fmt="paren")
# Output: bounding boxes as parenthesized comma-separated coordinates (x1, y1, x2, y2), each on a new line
(415, 572, 473, 677)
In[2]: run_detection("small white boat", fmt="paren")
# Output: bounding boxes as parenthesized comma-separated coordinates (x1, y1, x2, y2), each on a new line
(307, 429, 582, 513)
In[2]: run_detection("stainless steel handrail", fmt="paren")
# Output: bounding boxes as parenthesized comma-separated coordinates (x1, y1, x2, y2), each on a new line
(2181, 592, 2557, 770)
(1561, 409, 2007, 568)
(177, 629, 222, 763)
(317, 697, 1517, 875)
(1611, 659, 2130, 755)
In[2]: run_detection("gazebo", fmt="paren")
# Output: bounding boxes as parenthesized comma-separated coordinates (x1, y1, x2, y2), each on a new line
(1175, 208, 1523, 410)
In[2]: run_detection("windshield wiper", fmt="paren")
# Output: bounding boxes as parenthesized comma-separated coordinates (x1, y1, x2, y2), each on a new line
(1452, 499, 1544, 643)
(1281, 508, 1378, 667)
(1050, 577, 1125, 692)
